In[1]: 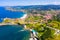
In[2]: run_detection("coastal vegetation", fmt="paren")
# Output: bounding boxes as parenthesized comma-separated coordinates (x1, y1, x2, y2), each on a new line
(2, 7, 60, 40)
(25, 10, 60, 40)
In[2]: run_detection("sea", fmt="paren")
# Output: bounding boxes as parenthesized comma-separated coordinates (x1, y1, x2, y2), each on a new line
(0, 7, 25, 22)
(0, 7, 30, 40)
(0, 25, 30, 40)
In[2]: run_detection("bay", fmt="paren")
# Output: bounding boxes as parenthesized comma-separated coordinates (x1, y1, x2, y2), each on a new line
(0, 25, 30, 40)
(0, 7, 25, 22)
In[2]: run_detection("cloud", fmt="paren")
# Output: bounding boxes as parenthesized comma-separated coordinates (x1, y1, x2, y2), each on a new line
(0, 0, 60, 6)
(52, 2, 60, 5)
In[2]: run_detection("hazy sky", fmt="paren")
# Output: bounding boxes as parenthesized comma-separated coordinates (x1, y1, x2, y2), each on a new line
(0, 0, 60, 6)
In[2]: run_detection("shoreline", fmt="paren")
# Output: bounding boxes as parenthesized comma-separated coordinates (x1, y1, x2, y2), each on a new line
(0, 14, 27, 26)
(0, 23, 17, 26)
(20, 14, 27, 19)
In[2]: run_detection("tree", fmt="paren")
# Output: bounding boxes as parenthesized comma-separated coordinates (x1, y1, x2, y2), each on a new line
(48, 21, 60, 29)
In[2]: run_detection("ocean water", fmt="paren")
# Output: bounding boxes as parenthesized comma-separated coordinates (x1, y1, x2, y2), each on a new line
(0, 25, 30, 40)
(0, 7, 30, 40)
(0, 7, 25, 22)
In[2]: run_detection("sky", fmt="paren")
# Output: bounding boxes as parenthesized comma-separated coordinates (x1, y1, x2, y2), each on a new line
(0, 0, 60, 6)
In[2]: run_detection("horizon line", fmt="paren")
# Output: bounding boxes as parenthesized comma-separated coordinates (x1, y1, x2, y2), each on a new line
(0, 4, 60, 6)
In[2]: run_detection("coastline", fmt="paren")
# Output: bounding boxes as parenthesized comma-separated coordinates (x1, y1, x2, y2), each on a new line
(0, 23, 17, 26)
(20, 13, 27, 19)
(0, 13, 27, 26)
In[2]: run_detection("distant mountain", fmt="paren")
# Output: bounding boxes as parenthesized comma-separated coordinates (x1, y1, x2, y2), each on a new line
(5, 5, 60, 10)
